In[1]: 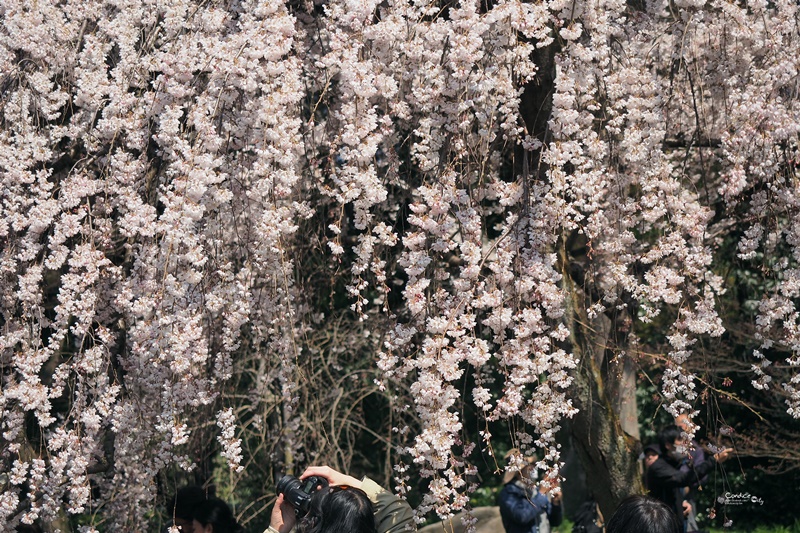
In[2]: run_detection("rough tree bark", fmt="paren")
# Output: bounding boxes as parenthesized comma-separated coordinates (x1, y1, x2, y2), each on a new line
(560, 237, 645, 519)
(518, 37, 645, 519)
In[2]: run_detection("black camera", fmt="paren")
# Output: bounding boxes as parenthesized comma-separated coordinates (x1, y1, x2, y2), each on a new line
(276, 475, 327, 515)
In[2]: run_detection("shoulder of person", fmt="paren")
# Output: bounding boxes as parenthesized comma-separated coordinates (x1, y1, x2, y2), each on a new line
(647, 456, 675, 473)
(501, 481, 527, 495)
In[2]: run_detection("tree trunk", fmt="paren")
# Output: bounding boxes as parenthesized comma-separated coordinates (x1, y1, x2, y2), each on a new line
(559, 238, 645, 520)
(518, 35, 645, 520)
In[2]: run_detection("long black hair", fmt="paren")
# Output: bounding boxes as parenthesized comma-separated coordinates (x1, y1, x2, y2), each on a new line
(297, 483, 377, 533)
(192, 497, 244, 533)
(606, 496, 682, 533)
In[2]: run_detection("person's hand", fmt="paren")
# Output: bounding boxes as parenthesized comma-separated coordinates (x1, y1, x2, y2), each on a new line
(270, 493, 297, 533)
(301, 465, 363, 490)
(714, 447, 734, 463)
(682, 500, 692, 517)
(539, 475, 560, 500)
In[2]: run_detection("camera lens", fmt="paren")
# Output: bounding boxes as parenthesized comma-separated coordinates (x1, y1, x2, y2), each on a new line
(276, 475, 301, 499)
(276, 475, 321, 515)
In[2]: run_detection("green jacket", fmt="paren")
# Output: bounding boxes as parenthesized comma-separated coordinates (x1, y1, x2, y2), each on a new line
(361, 477, 416, 533)
(265, 478, 415, 533)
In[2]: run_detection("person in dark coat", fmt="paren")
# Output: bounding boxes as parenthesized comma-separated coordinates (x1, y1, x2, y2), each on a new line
(674, 415, 708, 532)
(645, 425, 732, 523)
(498, 450, 562, 533)
(571, 499, 604, 533)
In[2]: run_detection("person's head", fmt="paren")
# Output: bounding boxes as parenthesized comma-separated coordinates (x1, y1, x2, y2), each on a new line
(657, 425, 687, 461)
(192, 497, 241, 533)
(502, 448, 537, 485)
(674, 413, 691, 433)
(606, 496, 681, 533)
(169, 485, 207, 532)
(298, 484, 377, 533)
(643, 443, 660, 467)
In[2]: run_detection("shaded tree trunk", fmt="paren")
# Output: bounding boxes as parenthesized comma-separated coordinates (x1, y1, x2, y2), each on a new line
(518, 36, 645, 520)
(559, 238, 645, 519)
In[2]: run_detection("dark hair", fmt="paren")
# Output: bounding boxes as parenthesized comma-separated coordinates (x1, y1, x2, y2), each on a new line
(297, 484, 377, 533)
(644, 443, 661, 456)
(170, 485, 208, 521)
(193, 497, 243, 533)
(606, 496, 681, 533)
(657, 425, 682, 451)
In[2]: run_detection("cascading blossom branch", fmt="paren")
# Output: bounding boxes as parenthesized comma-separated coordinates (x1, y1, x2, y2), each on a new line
(311, 0, 584, 518)
(541, 0, 729, 429)
(540, 0, 800, 431)
(1, 0, 306, 528)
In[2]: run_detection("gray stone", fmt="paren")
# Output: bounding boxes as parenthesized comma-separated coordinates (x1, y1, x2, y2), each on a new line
(418, 506, 504, 533)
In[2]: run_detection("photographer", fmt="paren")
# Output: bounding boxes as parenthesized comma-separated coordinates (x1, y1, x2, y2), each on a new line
(267, 465, 415, 533)
(645, 424, 733, 524)
(498, 450, 562, 533)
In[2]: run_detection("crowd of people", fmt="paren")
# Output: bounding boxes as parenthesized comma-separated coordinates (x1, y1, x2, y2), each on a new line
(642, 416, 733, 533)
(495, 416, 733, 533)
(162, 416, 731, 533)
(165, 466, 414, 533)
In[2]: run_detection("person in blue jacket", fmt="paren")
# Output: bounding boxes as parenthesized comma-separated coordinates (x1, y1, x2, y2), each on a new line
(498, 450, 562, 533)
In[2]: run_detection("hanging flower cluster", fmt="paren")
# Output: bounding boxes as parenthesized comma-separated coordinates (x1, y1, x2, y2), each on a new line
(1, 0, 306, 527)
